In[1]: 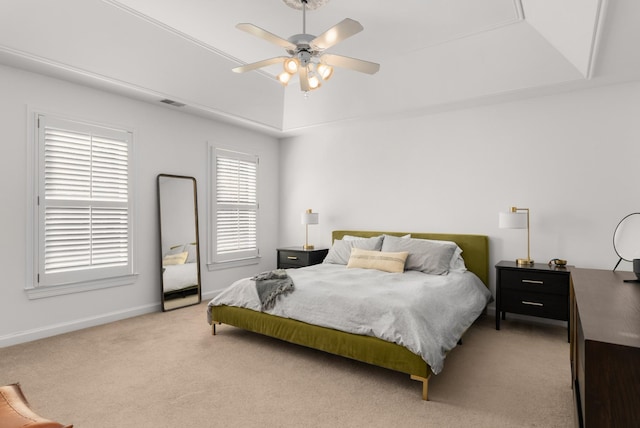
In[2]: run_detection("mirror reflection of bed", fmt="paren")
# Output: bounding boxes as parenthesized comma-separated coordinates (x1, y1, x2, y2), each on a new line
(157, 174, 201, 311)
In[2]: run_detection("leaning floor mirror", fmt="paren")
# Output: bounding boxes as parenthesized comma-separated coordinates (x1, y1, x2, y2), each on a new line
(157, 174, 201, 311)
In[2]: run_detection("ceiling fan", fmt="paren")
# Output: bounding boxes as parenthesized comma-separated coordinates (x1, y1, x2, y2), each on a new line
(232, 0, 380, 92)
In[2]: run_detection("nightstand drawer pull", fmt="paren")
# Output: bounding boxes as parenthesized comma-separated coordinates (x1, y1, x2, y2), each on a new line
(522, 300, 544, 307)
(521, 279, 544, 285)
(287, 256, 299, 260)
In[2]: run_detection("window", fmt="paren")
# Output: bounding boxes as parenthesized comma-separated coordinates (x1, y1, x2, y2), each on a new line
(209, 147, 259, 266)
(29, 114, 135, 297)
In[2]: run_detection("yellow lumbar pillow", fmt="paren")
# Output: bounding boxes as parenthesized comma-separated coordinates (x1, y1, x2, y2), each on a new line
(347, 248, 408, 273)
(163, 251, 188, 266)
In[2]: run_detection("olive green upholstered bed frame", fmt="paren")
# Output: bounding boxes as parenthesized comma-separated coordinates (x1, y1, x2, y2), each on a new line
(210, 230, 490, 400)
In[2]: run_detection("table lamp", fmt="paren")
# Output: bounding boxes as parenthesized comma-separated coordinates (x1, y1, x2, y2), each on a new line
(499, 206, 533, 265)
(301, 209, 319, 250)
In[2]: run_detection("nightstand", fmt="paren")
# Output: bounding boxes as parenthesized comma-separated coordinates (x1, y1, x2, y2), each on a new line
(277, 247, 329, 269)
(495, 260, 571, 341)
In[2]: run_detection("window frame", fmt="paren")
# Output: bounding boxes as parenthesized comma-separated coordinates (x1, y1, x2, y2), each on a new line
(26, 111, 137, 299)
(207, 145, 260, 270)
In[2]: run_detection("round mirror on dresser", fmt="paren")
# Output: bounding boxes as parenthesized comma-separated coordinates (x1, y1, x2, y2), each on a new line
(612, 212, 640, 271)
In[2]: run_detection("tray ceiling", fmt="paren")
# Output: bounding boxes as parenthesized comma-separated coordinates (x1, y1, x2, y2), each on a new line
(0, 0, 637, 134)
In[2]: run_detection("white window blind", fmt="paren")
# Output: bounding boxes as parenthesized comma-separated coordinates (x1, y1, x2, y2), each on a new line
(36, 115, 133, 287)
(212, 148, 259, 263)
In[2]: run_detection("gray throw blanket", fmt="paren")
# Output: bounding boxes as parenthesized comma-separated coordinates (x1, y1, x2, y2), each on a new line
(252, 269, 295, 311)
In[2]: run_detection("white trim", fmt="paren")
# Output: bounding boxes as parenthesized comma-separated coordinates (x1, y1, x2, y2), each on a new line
(207, 144, 260, 267)
(202, 289, 223, 301)
(25, 107, 38, 293)
(26, 109, 138, 296)
(206, 256, 260, 272)
(0, 47, 285, 136)
(0, 302, 157, 348)
(25, 273, 138, 300)
(586, 0, 607, 79)
(513, 0, 525, 20)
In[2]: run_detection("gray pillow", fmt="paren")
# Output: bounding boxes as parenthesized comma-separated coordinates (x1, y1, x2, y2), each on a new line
(381, 235, 457, 275)
(323, 236, 384, 265)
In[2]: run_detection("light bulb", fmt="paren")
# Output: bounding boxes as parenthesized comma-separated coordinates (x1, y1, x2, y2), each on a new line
(308, 75, 321, 90)
(284, 58, 298, 74)
(277, 72, 291, 86)
(317, 63, 333, 80)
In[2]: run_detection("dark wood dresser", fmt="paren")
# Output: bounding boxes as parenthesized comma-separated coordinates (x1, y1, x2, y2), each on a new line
(570, 268, 640, 427)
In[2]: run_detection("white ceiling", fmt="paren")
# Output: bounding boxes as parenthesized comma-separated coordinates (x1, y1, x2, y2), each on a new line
(113, 0, 523, 69)
(0, 0, 638, 135)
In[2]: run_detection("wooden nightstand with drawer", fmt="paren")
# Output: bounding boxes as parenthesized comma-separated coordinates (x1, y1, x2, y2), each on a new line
(495, 260, 571, 341)
(277, 247, 329, 269)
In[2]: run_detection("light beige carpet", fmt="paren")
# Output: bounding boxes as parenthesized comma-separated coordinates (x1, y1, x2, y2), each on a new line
(0, 302, 573, 427)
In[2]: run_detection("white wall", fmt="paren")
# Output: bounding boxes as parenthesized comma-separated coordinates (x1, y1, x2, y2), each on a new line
(0, 64, 280, 346)
(2, 61, 638, 346)
(279, 81, 640, 299)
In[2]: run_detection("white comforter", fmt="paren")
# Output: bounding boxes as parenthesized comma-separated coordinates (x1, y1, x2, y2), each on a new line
(208, 263, 492, 374)
(163, 263, 198, 292)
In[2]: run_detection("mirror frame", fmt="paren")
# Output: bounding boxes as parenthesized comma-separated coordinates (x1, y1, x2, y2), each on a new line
(612, 212, 640, 271)
(157, 174, 202, 311)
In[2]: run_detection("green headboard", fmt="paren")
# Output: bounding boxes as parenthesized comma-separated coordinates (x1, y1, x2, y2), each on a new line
(331, 230, 490, 287)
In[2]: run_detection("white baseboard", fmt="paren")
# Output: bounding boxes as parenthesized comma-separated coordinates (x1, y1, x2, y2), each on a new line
(201, 289, 222, 301)
(0, 303, 160, 348)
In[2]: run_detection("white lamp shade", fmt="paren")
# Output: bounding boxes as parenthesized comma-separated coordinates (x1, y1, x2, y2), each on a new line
(499, 211, 527, 229)
(301, 212, 319, 225)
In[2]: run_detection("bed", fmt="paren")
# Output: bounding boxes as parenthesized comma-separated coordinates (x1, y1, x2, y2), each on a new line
(207, 230, 491, 400)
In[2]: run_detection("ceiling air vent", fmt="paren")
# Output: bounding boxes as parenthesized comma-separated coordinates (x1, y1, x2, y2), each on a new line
(160, 99, 186, 107)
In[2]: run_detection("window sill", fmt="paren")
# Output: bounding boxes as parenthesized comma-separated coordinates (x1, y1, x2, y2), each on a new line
(25, 274, 139, 300)
(207, 256, 260, 271)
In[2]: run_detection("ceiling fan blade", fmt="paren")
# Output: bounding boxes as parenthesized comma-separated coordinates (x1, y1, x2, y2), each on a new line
(299, 66, 310, 92)
(321, 54, 380, 75)
(236, 23, 296, 50)
(232, 57, 288, 73)
(311, 18, 364, 51)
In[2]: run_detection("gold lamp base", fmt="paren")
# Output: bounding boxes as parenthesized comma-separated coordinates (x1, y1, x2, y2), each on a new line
(516, 258, 534, 266)
(303, 244, 314, 250)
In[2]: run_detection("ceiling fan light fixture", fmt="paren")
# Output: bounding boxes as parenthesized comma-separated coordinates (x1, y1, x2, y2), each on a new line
(284, 57, 299, 74)
(234, 0, 379, 95)
(317, 63, 333, 81)
(277, 71, 291, 86)
(307, 74, 321, 90)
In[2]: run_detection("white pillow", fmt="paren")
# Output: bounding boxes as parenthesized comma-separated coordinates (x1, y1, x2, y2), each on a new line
(323, 236, 384, 265)
(449, 246, 467, 272)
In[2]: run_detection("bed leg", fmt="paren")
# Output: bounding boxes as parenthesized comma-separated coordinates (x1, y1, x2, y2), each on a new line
(212, 322, 217, 336)
(410, 374, 430, 401)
